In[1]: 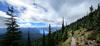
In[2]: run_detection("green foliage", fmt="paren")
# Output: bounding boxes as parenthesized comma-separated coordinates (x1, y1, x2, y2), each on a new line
(96, 34, 100, 42)
(0, 6, 22, 46)
(90, 5, 94, 12)
(42, 30, 45, 46)
(27, 31, 32, 46)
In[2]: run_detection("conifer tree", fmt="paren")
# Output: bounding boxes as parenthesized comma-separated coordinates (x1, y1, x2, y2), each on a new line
(42, 29, 45, 46)
(96, 9, 100, 32)
(98, 4, 100, 10)
(27, 31, 32, 46)
(48, 24, 51, 40)
(1, 6, 22, 46)
(48, 24, 55, 46)
(56, 31, 59, 43)
(62, 17, 65, 33)
(48, 24, 52, 46)
(61, 17, 65, 41)
(90, 5, 94, 12)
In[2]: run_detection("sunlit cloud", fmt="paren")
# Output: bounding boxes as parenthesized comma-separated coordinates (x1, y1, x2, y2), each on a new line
(0, 0, 100, 28)
(0, 0, 62, 28)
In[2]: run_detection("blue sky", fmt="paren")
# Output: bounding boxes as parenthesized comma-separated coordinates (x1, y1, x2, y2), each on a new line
(0, 0, 100, 28)
(0, 2, 8, 12)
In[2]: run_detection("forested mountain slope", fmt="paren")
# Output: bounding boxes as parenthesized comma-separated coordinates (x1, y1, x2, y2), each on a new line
(32, 4, 100, 46)
(58, 5, 100, 46)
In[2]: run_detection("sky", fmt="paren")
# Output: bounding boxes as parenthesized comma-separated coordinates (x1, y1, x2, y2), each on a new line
(0, 0, 100, 28)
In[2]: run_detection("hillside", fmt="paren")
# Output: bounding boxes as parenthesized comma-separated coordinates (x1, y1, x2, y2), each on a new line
(58, 5, 100, 46)
(57, 5, 100, 46)
(32, 4, 100, 46)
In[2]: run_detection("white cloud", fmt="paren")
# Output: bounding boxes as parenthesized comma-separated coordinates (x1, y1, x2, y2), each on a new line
(59, 0, 100, 25)
(0, 11, 10, 18)
(19, 23, 32, 28)
(0, 11, 9, 28)
(0, 0, 99, 28)
(0, 0, 63, 27)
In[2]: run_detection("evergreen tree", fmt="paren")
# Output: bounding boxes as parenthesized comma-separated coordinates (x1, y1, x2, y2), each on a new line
(96, 9, 100, 32)
(61, 17, 68, 41)
(61, 17, 65, 41)
(48, 24, 51, 40)
(48, 24, 51, 46)
(1, 6, 22, 46)
(42, 29, 45, 46)
(55, 31, 59, 44)
(48, 24, 55, 46)
(61, 17, 65, 33)
(27, 31, 32, 46)
(90, 5, 94, 12)
(98, 4, 100, 11)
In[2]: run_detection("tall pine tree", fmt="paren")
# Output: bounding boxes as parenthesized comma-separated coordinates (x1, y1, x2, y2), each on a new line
(48, 24, 51, 40)
(48, 24, 52, 46)
(62, 17, 65, 33)
(62, 17, 68, 41)
(48, 24, 55, 46)
(90, 5, 94, 12)
(61, 17, 65, 41)
(42, 29, 45, 46)
(1, 6, 22, 46)
(27, 31, 32, 46)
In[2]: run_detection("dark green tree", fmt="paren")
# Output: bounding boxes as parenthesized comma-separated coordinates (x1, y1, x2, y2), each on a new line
(48, 24, 51, 40)
(48, 24, 52, 46)
(90, 5, 94, 12)
(98, 4, 100, 11)
(27, 31, 32, 46)
(47, 24, 55, 46)
(96, 10, 100, 32)
(55, 31, 59, 44)
(42, 29, 45, 46)
(61, 17, 65, 33)
(61, 17, 65, 41)
(1, 6, 22, 46)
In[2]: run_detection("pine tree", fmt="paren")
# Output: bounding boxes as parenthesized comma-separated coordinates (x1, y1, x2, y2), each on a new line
(61, 17, 65, 41)
(1, 6, 22, 46)
(48, 24, 55, 46)
(42, 29, 45, 46)
(27, 31, 32, 46)
(48, 24, 51, 40)
(48, 24, 52, 46)
(90, 5, 94, 12)
(96, 9, 100, 32)
(56, 31, 59, 44)
(62, 17, 65, 33)
(61, 17, 68, 41)
(98, 4, 100, 11)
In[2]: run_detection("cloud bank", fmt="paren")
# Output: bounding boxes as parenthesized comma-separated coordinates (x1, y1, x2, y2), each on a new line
(50, 0, 100, 24)
(0, 0, 100, 28)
